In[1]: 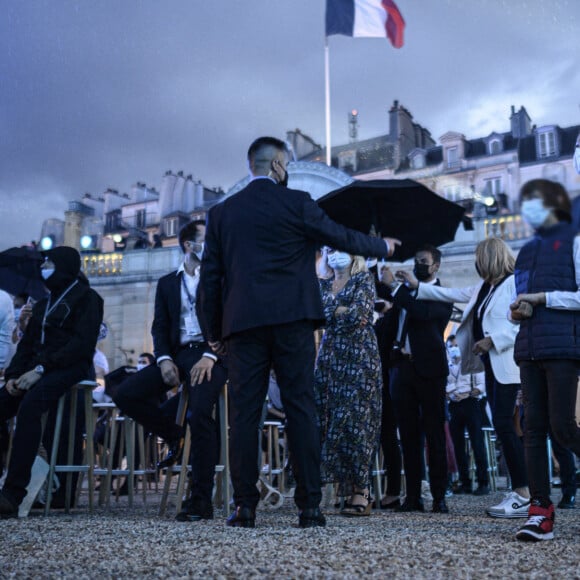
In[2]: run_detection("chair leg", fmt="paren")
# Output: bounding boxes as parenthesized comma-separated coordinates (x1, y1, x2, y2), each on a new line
(219, 384, 231, 514)
(44, 396, 66, 516)
(175, 425, 192, 514)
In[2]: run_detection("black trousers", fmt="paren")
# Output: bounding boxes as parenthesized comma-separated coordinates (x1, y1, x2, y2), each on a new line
(380, 364, 402, 496)
(114, 343, 226, 505)
(448, 398, 489, 488)
(390, 359, 448, 502)
(520, 359, 580, 502)
(0, 364, 88, 505)
(226, 320, 322, 511)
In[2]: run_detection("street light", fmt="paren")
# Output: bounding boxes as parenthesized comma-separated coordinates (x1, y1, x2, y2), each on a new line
(40, 235, 54, 250)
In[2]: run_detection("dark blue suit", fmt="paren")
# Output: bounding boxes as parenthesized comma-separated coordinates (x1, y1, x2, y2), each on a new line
(199, 177, 390, 510)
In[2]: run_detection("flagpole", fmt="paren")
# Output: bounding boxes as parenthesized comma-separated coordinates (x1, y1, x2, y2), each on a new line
(324, 36, 331, 166)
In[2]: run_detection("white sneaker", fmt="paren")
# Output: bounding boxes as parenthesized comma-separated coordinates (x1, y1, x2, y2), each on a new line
(421, 480, 433, 502)
(486, 491, 531, 519)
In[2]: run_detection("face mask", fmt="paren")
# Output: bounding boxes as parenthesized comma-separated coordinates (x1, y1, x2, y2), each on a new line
(193, 242, 204, 261)
(136, 363, 146, 372)
(413, 263, 432, 281)
(574, 145, 580, 175)
(366, 258, 378, 270)
(41, 268, 55, 280)
(521, 199, 550, 229)
(278, 168, 289, 187)
(327, 252, 352, 270)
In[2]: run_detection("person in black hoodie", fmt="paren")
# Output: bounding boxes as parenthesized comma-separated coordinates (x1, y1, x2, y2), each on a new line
(0, 246, 103, 518)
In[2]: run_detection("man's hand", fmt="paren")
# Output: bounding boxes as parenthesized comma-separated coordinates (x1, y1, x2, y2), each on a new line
(510, 298, 534, 320)
(473, 336, 493, 355)
(190, 357, 215, 386)
(514, 292, 545, 307)
(382, 237, 402, 257)
(4, 379, 22, 397)
(159, 359, 180, 387)
(19, 303, 33, 332)
(209, 340, 227, 356)
(396, 270, 419, 290)
(14, 369, 42, 392)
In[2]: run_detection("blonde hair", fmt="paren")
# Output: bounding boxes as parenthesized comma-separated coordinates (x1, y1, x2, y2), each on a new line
(350, 255, 368, 276)
(475, 237, 514, 283)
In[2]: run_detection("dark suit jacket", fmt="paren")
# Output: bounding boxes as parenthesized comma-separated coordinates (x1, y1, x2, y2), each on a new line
(199, 178, 391, 341)
(152, 270, 185, 360)
(381, 281, 452, 379)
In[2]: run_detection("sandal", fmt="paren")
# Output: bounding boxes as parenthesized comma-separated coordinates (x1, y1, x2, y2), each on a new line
(340, 492, 371, 517)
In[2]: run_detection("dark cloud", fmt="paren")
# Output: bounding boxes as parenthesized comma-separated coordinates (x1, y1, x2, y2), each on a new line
(1, 0, 579, 248)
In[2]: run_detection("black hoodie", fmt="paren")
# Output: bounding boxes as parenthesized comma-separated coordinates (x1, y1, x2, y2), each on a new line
(5, 247, 104, 379)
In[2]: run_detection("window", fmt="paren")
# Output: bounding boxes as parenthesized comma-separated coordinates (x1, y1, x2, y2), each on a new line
(489, 140, 501, 155)
(446, 147, 459, 168)
(443, 185, 461, 201)
(484, 178, 502, 196)
(136, 209, 146, 229)
(538, 132, 556, 158)
(165, 217, 178, 237)
(412, 154, 425, 169)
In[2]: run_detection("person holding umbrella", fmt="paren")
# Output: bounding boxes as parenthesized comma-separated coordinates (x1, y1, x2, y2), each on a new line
(0, 246, 103, 518)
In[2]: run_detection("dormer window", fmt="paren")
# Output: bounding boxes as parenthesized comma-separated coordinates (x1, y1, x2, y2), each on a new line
(538, 131, 556, 158)
(489, 139, 501, 155)
(446, 146, 459, 168)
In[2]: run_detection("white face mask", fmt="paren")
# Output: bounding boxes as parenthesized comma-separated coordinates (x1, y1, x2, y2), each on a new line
(327, 251, 352, 270)
(41, 268, 55, 280)
(136, 363, 146, 371)
(194, 242, 204, 262)
(366, 258, 378, 270)
(574, 145, 580, 175)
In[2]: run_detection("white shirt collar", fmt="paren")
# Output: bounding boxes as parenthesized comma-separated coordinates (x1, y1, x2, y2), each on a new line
(177, 262, 200, 276)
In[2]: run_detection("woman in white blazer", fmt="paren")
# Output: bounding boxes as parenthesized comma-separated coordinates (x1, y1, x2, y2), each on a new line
(396, 238, 530, 518)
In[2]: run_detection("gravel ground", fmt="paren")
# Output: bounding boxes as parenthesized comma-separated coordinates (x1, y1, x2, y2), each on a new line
(1, 487, 578, 579)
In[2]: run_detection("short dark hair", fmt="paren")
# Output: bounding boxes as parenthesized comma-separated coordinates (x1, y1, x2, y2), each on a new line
(416, 244, 442, 265)
(178, 220, 206, 253)
(247, 136, 288, 173)
(139, 352, 155, 365)
(520, 179, 571, 223)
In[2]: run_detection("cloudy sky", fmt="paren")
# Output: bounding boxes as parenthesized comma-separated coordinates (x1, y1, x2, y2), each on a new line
(1, 0, 579, 248)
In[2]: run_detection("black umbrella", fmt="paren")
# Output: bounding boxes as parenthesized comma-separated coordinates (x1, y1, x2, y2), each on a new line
(0, 246, 48, 300)
(317, 179, 466, 262)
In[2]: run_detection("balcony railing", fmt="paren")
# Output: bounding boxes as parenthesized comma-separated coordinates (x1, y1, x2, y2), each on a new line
(82, 253, 124, 277)
(483, 214, 533, 241)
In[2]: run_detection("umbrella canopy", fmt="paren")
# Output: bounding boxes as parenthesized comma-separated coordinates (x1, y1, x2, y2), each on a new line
(317, 179, 466, 262)
(0, 246, 48, 301)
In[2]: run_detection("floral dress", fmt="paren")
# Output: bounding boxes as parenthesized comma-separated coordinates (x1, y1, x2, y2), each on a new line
(314, 271, 383, 495)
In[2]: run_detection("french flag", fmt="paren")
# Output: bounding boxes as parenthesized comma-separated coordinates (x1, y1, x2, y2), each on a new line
(326, 0, 405, 48)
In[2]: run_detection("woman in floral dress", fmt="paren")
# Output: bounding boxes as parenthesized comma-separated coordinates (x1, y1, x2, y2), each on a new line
(314, 248, 382, 516)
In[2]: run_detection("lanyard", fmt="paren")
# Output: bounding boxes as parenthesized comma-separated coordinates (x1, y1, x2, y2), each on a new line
(41, 279, 79, 345)
(181, 273, 196, 310)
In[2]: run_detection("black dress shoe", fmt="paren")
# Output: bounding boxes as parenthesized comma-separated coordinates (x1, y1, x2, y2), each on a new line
(299, 507, 326, 528)
(473, 484, 490, 496)
(376, 497, 401, 510)
(432, 499, 449, 513)
(557, 494, 575, 509)
(176, 498, 214, 522)
(157, 438, 184, 470)
(226, 506, 255, 528)
(0, 490, 19, 519)
(396, 497, 425, 513)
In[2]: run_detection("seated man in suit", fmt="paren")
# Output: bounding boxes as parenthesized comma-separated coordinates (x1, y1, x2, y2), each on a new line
(381, 245, 453, 514)
(114, 221, 227, 522)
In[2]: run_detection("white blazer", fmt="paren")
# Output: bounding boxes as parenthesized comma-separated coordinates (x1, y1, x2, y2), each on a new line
(417, 276, 520, 385)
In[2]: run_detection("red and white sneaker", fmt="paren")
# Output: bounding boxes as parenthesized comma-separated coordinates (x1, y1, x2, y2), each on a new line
(515, 500, 555, 542)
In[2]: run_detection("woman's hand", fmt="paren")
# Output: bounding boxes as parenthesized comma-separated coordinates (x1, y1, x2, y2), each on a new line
(317, 247, 333, 279)
(334, 306, 348, 316)
(396, 270, 419, 290)
(473, 336, 493, 355)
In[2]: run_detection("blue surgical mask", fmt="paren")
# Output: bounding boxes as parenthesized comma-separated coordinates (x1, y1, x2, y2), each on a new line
(41, 268, 55, 280)
(327, 251, 352, 270)
(521, 199, 550, 229)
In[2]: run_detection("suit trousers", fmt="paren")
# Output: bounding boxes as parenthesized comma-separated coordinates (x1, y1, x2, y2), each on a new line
(380, 364, 402, 497)
(0, 364, 88, 505)
(449, 398, 489, 488)
(226, 320, 322, 511)
(114, 343, 226, 505)
(390, 359, 448, 502)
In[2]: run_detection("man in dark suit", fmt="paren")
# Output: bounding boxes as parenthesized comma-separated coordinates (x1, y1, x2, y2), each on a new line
(381, 245, 452, 513)
(114, 221, 227, 522)
(199, 136, 400, 528)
